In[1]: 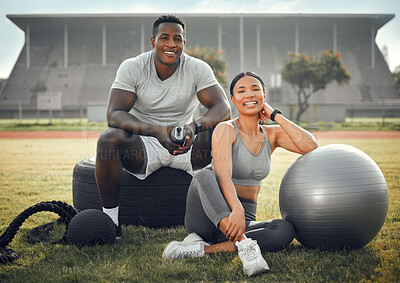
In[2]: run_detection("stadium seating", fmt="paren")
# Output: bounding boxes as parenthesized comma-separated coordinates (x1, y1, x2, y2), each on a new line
(1, 14, 399, 119)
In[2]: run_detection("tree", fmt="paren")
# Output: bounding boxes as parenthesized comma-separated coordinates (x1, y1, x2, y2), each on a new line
(281, 51, 351, 122)
(185, 46, 227, 87)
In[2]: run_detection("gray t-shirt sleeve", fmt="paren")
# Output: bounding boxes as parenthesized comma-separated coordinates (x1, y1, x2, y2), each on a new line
(111, 59, 138, 93)
(194, 59, 219, 93)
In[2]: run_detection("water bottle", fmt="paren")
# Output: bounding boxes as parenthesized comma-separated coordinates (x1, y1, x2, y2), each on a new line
(170, 126, 186, 146)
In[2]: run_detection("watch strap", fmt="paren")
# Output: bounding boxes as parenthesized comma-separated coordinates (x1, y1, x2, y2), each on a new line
(270, 109, 282, 122)
(194, 120, 202, 135)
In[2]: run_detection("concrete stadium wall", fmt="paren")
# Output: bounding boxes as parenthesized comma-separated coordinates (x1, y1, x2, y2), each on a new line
(346, 102, 400, 118)
(87, 103, 107, 122)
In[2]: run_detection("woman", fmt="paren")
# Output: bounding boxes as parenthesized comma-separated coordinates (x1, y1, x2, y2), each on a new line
(163, 72, 318, 276)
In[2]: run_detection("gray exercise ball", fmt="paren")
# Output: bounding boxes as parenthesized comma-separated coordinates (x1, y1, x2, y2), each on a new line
(279, 144, 388, 249)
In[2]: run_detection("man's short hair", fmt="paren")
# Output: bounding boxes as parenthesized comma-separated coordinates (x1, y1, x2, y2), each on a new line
(152, 15, 186, 38)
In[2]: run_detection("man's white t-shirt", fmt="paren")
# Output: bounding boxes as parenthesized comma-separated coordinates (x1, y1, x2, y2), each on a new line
(111, 50, 219, 127)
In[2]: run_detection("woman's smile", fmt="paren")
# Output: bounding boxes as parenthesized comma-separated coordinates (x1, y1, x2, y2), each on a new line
(243, 100, 258, 107)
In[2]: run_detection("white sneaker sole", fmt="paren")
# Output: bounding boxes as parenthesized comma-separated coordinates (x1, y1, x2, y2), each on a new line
(162, 241, 180, 259)
(244, 261, 270, 276)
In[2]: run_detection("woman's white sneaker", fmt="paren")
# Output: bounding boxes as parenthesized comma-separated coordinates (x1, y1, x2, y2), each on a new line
(183, 232, 204, 243)
(162, 233, 209, 259)
(235, 237, 270, 276)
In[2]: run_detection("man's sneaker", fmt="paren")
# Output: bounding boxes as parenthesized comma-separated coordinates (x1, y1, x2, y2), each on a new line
(115, 224, 122, 240)
(235, 237, 269, 276)
(162, 233, 209, 259)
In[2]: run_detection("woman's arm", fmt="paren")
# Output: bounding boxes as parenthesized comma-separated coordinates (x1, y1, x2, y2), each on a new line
(260, 103, 318, 154)
(212, 122, 246, 242)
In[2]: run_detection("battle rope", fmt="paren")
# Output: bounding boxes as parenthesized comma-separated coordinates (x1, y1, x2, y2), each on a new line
(0, 201, 77, 264)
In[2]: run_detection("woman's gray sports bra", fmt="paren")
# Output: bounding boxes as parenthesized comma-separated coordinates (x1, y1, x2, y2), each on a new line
(230, 120, 271, 186)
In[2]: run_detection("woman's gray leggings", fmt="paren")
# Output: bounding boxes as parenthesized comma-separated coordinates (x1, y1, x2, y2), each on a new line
(184, 168, 295, 253)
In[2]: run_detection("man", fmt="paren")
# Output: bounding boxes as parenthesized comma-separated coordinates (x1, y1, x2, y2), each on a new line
(95, 15, 230, 237)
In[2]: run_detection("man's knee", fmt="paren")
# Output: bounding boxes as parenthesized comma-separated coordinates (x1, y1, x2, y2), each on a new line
(96, 129, 120, 160)
(98, 128, 122, 148)
(97, 128, 142, 161)
(97, 128, 139, 148)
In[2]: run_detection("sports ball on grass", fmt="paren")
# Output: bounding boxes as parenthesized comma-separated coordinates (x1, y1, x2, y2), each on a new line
(66, 209, 116, 247)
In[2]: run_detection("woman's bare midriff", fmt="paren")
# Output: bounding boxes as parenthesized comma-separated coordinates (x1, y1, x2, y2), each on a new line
(235, 184, 260, 202)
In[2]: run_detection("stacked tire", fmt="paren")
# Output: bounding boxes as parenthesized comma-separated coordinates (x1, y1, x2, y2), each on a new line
(72, 156, 192, 228)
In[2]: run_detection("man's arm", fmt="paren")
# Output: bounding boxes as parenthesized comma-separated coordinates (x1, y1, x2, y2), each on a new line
(107, 88, 180, 153)
(175, 84, 230, 155)
(194, 84, 231, 130)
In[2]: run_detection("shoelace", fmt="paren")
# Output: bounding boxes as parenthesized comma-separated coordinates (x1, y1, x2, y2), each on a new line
(179, 249, 202, 259)
(241, 241, 258, 262)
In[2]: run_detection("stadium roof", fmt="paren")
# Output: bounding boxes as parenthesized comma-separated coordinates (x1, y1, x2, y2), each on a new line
(7, 13, 395, 33)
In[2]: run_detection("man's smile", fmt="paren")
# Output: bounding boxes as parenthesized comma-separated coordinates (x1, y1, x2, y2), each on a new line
(163, 50, 177, 56)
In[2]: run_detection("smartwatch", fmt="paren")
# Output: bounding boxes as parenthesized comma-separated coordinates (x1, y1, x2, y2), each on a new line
(193, 120, 202, 135)
(270, 109, 282, 122)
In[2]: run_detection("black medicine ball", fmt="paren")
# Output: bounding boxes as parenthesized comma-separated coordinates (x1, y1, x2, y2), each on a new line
(66, 209, 116, 247)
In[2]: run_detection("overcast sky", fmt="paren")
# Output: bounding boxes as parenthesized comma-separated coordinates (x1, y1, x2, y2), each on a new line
(1, 0, 399, 78)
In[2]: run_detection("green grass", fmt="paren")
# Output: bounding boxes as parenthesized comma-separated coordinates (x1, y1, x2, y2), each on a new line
(0, 138, 399, 282)
(344, 117, 400, 123)
(1, 117, 400, 132)
(310, 118, 400, 131)
(0, 118, 107, 132)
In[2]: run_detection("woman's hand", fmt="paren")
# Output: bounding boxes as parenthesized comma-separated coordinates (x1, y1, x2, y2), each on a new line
(225, 207, 246, 243)
(259, 102, 274, 122)
(261, 103, 318, 154)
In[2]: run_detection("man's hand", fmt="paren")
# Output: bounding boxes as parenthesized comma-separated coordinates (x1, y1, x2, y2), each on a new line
(154, 126, 181, 155)
(170, 123, 196, 155)
(154, 124, 196, 155)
